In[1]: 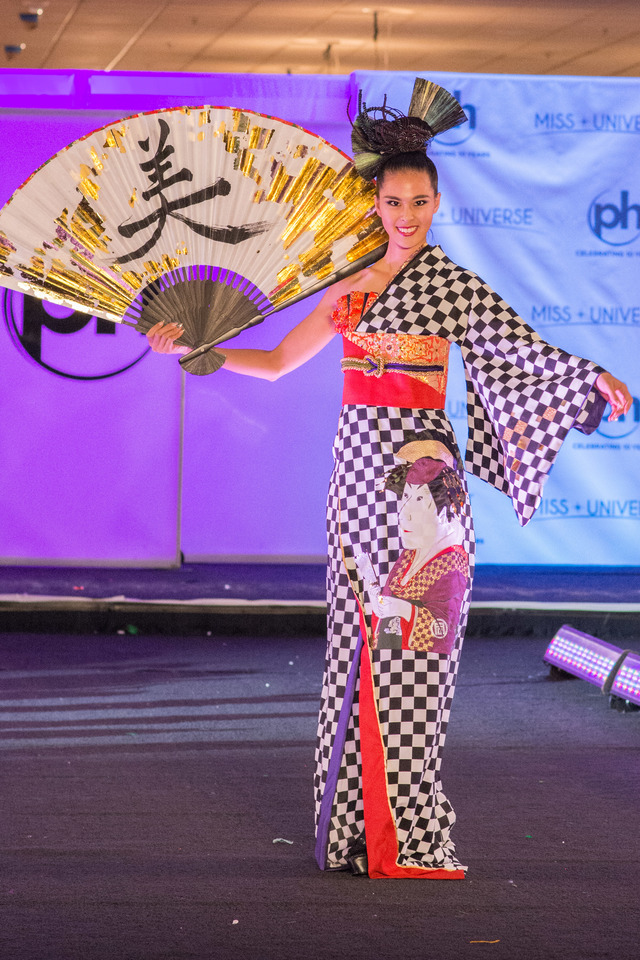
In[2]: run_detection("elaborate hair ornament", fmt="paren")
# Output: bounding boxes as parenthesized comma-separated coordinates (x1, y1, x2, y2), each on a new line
(396, 438, 457, 470)
(351, 77, 468, 181)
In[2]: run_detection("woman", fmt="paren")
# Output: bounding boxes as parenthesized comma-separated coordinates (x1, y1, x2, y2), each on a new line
(146, 82, 632, 880)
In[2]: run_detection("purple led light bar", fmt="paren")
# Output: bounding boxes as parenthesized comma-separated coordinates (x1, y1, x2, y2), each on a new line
(610, 650, 640, 707)
(543, 625, 622, 688)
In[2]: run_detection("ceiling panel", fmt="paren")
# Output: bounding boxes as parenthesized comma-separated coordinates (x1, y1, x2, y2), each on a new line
(0, 0, 638, 77)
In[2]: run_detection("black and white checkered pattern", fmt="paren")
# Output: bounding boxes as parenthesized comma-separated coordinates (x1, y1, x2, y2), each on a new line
(314, 406, 474, 871)
(355, 246, 604, 526)
(373, 649, 463, 868)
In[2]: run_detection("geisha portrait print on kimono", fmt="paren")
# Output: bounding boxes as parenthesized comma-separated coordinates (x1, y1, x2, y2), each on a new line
(364, 438, 470, 654)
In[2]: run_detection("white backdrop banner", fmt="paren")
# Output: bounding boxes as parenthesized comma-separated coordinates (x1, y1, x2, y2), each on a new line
(0, 70, 637, 565)
(352, 71, 640, 565)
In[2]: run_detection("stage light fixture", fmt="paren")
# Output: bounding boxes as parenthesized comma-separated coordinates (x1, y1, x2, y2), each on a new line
(543, 625, 640, 713)
(609, 649, 640, 710)
(4, 43, 26, 60)
(544, 624, 621, 686)
(20, 8, 43, 29)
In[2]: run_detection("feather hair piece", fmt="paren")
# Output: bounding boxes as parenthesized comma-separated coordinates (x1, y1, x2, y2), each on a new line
(407, 78, 468, 137)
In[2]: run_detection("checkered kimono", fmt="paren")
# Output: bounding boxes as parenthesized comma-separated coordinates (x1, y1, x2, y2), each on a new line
(314, 244, 606, 878)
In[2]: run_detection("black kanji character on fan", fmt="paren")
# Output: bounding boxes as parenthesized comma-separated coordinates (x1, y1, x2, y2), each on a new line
(117, 118, 268, 264)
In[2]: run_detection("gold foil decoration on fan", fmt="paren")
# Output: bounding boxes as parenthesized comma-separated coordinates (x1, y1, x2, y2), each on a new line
(0, 106, 387, 374)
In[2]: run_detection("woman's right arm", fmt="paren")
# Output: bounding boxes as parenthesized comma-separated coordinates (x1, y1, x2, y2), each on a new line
(145, 286, 339, 381)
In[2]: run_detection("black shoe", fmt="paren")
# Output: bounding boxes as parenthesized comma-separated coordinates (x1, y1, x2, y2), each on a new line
(346, 839, 368, 876)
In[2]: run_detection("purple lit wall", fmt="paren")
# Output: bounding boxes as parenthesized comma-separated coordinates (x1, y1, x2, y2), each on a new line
(0, 71, 350, 566)
(0, 70, 638, 565)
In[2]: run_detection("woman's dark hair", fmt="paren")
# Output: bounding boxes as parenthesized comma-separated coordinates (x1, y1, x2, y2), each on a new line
(376, 150, 438, 195)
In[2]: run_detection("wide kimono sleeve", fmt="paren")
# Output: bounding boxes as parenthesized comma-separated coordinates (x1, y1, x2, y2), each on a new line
(461, 281, 606, 525)
(353, 244, 607, 526)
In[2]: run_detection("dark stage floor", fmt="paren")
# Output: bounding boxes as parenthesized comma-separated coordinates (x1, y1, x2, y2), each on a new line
(1, 629, 639, 960)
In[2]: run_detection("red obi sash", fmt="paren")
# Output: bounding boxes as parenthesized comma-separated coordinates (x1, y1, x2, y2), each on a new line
(342, 340, 447, 408)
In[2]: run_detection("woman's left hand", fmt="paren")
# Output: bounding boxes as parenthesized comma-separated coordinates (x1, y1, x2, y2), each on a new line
(596, 372, 633, 421)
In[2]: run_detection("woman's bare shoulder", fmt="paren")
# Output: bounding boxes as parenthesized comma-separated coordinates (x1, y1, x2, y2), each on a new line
(318, 273, 364, 308)
(328, 263, 386, 299)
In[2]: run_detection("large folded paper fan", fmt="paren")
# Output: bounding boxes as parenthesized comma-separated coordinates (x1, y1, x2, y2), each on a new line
(0, 106, 386, 373)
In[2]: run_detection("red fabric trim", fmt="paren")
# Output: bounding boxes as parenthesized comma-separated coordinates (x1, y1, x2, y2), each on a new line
(358, 622, 465, 880)
(342, 340, 445, 409)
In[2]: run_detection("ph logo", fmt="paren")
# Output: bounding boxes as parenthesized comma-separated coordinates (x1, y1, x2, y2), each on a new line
(434, 90, 477, 146)
(2, 291, 148, 380)
(588, 190, 640, 246)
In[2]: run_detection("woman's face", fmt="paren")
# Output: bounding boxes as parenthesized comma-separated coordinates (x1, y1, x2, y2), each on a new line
(374, 169, 441, 251)
(398, 481, 441, 550)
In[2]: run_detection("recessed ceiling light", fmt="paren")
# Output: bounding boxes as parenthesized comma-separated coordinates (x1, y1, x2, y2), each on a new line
(19, 7, 43, 28)
(5, 43, 26, 59)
